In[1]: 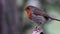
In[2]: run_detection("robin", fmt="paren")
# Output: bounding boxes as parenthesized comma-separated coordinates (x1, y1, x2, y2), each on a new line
(25, 5, 60, 25)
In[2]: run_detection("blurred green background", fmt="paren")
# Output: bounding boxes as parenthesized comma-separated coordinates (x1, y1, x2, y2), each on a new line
(17, 0, 60, 34)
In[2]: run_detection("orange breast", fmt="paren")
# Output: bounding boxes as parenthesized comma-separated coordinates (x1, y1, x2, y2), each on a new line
(26, 9, 32, 20)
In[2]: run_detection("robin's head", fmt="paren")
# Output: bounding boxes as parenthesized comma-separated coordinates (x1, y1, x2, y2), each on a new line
(25, 6, 37, 11)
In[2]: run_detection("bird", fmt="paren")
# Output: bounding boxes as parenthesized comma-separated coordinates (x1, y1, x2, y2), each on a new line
(25, 5, 60, 25)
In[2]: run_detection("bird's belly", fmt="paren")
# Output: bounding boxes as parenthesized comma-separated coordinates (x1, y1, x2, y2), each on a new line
(32, 16, 46, 24)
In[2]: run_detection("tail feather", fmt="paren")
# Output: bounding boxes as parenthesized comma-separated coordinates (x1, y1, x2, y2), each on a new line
(49, 17, 60, 21)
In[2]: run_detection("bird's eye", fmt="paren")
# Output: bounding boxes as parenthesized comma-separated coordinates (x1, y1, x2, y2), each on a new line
(26, 7, 30, 10)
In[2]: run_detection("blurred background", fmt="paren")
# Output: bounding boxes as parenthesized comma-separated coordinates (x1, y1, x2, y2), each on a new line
(0, 0, 60, 34)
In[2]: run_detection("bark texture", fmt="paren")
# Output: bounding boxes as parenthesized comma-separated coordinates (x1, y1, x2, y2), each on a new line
(0, 0, 20, 34)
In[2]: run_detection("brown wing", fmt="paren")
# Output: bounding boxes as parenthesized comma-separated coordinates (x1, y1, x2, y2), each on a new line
(29, 6, 48, 16)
